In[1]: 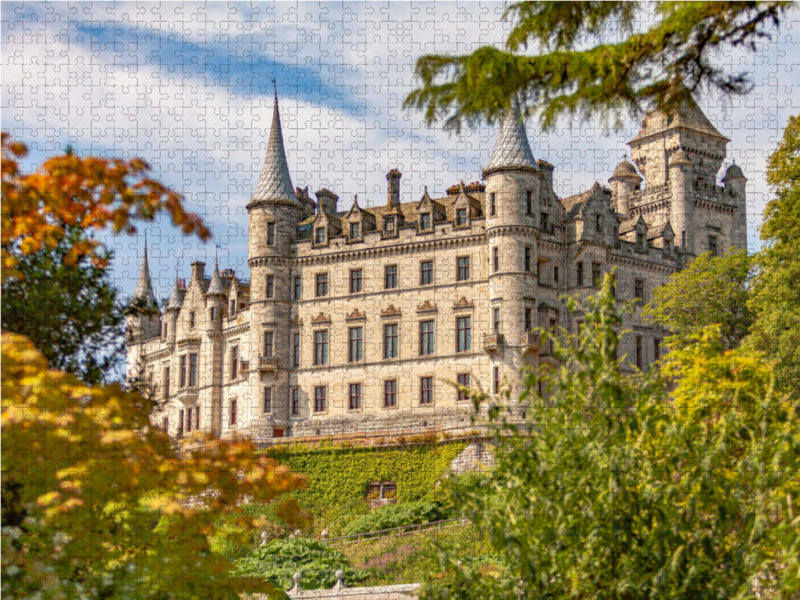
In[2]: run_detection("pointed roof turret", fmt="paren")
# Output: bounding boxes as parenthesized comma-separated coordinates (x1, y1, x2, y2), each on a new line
(206, 259, 225, 296)
(252, 82, 297, 202)
(133, 240, 158, 308)
(484, 95, 538, 176)
(168, 277, 184, 310)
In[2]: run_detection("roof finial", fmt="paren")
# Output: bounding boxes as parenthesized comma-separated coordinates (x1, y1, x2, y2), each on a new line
(272, 77, 277, 102)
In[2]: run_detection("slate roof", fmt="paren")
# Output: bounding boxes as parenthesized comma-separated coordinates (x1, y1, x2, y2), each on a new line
(252, 94, 297, 202)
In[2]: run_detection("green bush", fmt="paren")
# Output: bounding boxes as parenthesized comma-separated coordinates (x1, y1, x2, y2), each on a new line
(344, 501, 453, 536)
(232, 537, 367, 590)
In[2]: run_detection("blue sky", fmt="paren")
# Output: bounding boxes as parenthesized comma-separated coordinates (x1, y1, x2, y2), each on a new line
(4, 1, 800, 304)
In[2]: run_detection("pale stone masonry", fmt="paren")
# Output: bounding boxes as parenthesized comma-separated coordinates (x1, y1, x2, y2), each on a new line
(126, 92, 747, 441)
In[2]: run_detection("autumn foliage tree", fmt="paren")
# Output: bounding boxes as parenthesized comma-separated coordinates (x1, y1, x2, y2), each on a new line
(1, 134, 309, 600)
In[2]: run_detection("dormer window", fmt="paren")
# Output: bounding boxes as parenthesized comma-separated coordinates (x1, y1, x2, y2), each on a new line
(664, 239, 671, 256)
(350, 222, 360, 239)
(636, 232, 646, 252)
(456, 208, 467, 227)
(420, 213, 431, 230)
(230, 300, 236, 314)
(540, 213, 548, 231)
(315, 228, 325, 244)
(385, 217, 395, 233)
(189, 312, 195, 328)
(595, 215, 602, 233)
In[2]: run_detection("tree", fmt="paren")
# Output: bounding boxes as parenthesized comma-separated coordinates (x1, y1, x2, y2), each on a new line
(420, 277, 800, 600)
(1, 136, 308, 600)
(642, 247, 753, 351)
(2, 226, 126, 384)
(747, 114, 800, 395)
(404, 1, 791, 130)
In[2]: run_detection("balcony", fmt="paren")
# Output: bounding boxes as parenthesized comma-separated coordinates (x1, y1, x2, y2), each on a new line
(483, 333, 504, 352)
(176, 386, 199, 403)
(258, 356, 279, 372)
(521, 331, 543, 353)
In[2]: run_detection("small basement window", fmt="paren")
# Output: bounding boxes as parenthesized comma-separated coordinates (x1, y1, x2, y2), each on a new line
(366, 481, 397, 501)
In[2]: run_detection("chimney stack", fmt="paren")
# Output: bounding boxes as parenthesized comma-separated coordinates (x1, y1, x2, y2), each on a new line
(386, 169, 402, 208)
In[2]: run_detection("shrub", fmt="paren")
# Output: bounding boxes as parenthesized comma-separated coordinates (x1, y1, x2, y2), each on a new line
(232, 538, 367, 590)
(344, 500, 453, 537)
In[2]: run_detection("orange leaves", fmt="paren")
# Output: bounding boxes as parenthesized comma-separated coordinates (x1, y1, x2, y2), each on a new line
(2, 331, 307, 599)
(1, 132, 211, 284)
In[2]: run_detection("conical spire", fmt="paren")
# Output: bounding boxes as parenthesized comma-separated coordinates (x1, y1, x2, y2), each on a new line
(206, 258, 225, 296)
(484, 95, 537, 175)
(252, 82, 297, 202)
(168, 276, 184, 310)
(133, 240, 158, 308)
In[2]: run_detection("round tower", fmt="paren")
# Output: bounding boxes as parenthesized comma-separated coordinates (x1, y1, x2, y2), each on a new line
(126, 242, 162, 381)
(723, 163, 748, 250)
(669, 149, 694, 255)
(164, 277, 182, 346)
(246, 88, 302, 435)
(609, 159, 641, 219)
(482, 96, 541, 399)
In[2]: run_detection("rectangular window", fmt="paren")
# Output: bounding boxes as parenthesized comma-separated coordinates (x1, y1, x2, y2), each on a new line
(349, 327, 363, 362)
(493, 247, 499, 272)
(654, 338, 661, 362)
(350, 269, 362, 293)
(420, 261, 434, 285)
(314, 386, 327, 412)
(294, 276, 301, 300)
(681, 231, 686, 247)
(490, 193, 496, 217)
(526, 191, 532, 215)
(420, 377, 433, 404)
(709, 236, 718, 256)
(263, 332, 274, 357)
(264, 387, 272, 413)
(315, 273, 328, 297)
(457, 257, 470, 281)
(554, 265, 559, 282)
(179, 409, 184, 435)
(420, 320, 435, 356)
(549, 318, 557, 353)
(525, 247, 532, 272)
(163, 322, 168, 339)
(195, 405, 200, 430)
(637, 233, 646, 252)
(577, 262, 584, 286)
(493, 308, 501, 333)
(540, 212, 548, 230)
(291, 389, 299, 415)
(164, 367, 170, 399)
(664, 239, 672, 256)
(634, 279, 644, 300)
(314, 331, 329, 366)
(384, 324, 399, 359)
(230, 399, 237, 426)
(179, 355, 186, 388)
(384, 380, 397, 407)
(315, 228, 325, 244)
(456, 208, 467, 226)
(525, 308, 533, 332)
(189, 353, 197, 387)
(162, 416, 169, 432)
(349, 383, 361, 410)
(293, 333, 300, 368)
(592, 263, 602, 288)
(266, 275, 274, 299)
(457, 373, 470, 401)
(457, 316, 472, 352)
(350, 222, 360, 239)
(421, 213, 431, 230)
(267, 223, 275, 246)
(210, 307, 215, 322)
(190, 312, 195, 328)
(385, 265, 398, 289)
(230, 348, 238, 380)
(230, 300, 236, 315)
(596, 214, 602, 232)
(635, 335, 643, 369)
(187, 408, 193, 433)
(493, 366, 500, 394)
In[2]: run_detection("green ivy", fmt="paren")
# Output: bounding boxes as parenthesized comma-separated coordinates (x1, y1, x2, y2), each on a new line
(264, 441, 468, 512)
(344, 500, 453, 536)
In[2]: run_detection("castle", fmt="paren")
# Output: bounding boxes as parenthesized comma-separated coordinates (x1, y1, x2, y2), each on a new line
(126, 91, 747, 441)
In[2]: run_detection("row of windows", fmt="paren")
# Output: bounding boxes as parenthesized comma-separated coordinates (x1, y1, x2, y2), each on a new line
(244, 373, 483, 421)
(169, 402, 201, 435)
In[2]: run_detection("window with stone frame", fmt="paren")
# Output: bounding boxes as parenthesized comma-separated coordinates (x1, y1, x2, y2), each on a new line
(525, 307, 533, 332)
(384, 324, 398, 359)
(209, 307, 215, 322)
(314, 386, 327, 412)
(266, 275, 274, 299)
(493, 366, 500, 394)
(350, 269, 362, 293)
(189, 353, 197, 386)
(577, 262, 584, 286)
(315, 273, 328, 297)
(490, 193, 496, 217)
(267, 223, 275, 246)
(493, 308, 501, 333)
(179, 355, 186, 388)
(456, 208, 468, 226)
(526, 191, 533, 215)
(349, 383, 361, 410)
(592, 262, 602, 288)
(420, 377, 433, 404)
(291, 388, 299, 415)
(195, 405, 200, 430)
(385, 265, 398, 289)
(229, 399, 237, 426)
(596, 214, 602, 232)
(293, 276, 301, 300)
(637, 232, 646, 252)
(493, 247, 499, 272)
(457, 257, 470, 281)
(384, 380, 397, 407)
(230, 347, 238, 380)
(189, 312, 195, 328)
(456, 316, 471, 352)
(179, 409, 184, 435)
(263, 332, 274, 357)
(349, 327, 363, 362)
(654, 338, 661, 362)
(315, 228, 325, 244)
(163, 367, 170, 399)
(540, 212, 548, 230)
(664, 239, 672, 256)
(350, 222, 360, 239)
(420, 213, 431, 230)
(635, 335, 643, 369)
(634, 279, 644, 301)
(419, 320, 435, 356)
(186, 407, 192, 433)
(263, 387, 272, 413)
(457, 373, 470, 401)
(525, 246, 532, 272)
(314, 330, 329, 365)
(709, 235, 719, 256)
(293, 333, 300, 368)
(420, 261, 433, 285)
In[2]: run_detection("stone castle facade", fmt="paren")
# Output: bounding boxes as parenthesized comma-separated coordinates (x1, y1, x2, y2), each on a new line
(126, 92, 747, 441)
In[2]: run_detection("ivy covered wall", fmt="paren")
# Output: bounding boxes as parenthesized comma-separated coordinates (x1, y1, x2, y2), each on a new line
(264, 441, 468, 511)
